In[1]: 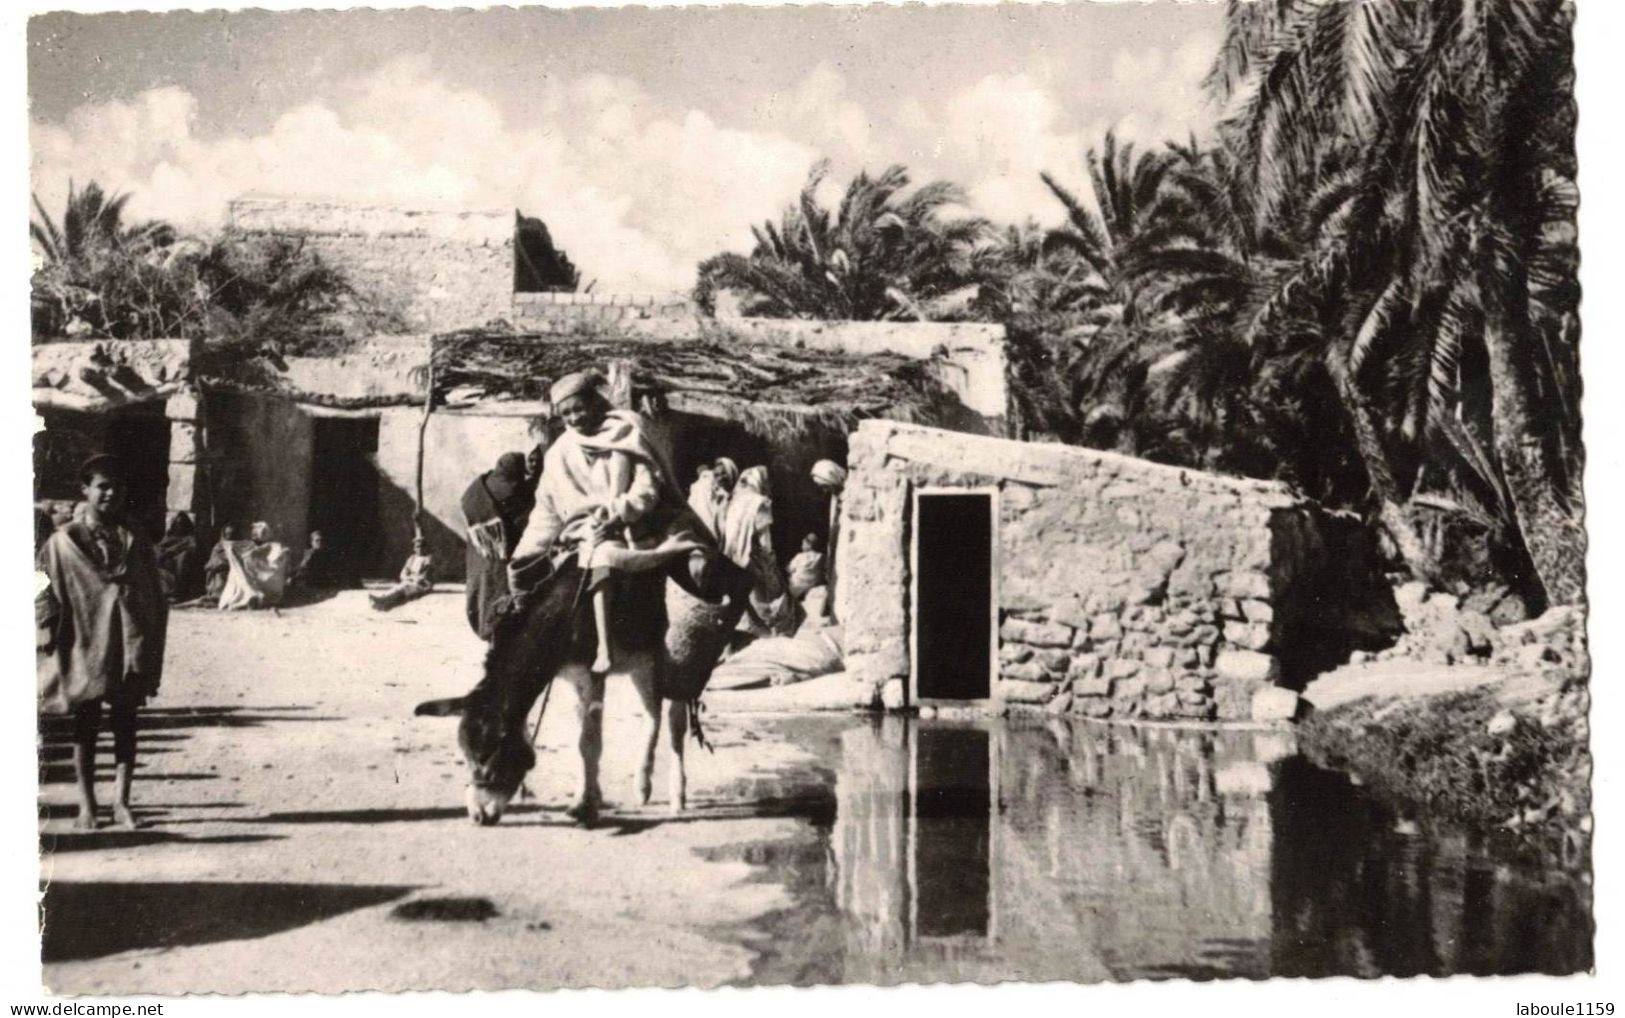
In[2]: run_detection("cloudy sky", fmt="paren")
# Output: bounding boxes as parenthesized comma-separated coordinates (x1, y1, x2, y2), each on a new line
(28, 3, 1225, 291)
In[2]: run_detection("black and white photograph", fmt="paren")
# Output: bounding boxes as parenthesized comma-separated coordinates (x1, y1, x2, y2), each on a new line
(17, 0, 1607, 999)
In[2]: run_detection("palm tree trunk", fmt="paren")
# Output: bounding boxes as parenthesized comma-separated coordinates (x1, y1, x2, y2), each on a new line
(1331, 366, 1436, 583)
(1482, 313, 1586, 607)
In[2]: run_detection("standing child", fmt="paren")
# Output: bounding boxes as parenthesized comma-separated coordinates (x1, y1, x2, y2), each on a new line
(36, 454, 168, 830)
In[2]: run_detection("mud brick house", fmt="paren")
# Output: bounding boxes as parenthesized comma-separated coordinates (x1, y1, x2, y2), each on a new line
(839, 420, 1385, 720)
(33, 199, 1008, 584)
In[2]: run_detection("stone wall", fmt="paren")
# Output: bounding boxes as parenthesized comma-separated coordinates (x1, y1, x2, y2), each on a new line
(841, 420, 1335, 722)
(511, 291, 695, 330)
(228, 198, 513, 333)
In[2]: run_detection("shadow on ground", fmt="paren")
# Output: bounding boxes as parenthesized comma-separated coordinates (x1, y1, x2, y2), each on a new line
(40, 881, 416, 962)
(40, 832, 283, 855)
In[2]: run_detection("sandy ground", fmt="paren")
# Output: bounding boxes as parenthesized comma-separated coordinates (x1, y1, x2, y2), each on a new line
(38, 589, 839, 995)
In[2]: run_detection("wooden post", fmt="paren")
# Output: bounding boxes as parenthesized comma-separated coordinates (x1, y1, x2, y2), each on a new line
(413, 356, 435, 542)
(604, 357, 636, 410)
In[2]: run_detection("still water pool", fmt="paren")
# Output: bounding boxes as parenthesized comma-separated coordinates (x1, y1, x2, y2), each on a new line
(705, 715, 1592, 985)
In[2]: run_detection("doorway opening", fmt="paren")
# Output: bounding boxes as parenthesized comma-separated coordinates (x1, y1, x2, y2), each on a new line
(910, 725, 993, 940)
(911, 490, 996, 702)
(309, 416, 381, 583)
(34, 404, 170, 540)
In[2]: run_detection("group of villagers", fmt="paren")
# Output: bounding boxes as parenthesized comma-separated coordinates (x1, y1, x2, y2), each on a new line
(35, 367, 846, 831)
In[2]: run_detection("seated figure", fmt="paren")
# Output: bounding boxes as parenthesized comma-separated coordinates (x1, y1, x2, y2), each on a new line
(370, 535, 434, 612)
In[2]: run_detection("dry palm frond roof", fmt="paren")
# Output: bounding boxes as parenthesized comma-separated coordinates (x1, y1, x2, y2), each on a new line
(429, 328, 973, 439)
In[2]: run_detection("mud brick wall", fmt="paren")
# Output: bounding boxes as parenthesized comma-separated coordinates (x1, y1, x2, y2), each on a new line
(228, 198, 513, 333)
(841, 420, 1328, 721)
(512, 291, 696, 329)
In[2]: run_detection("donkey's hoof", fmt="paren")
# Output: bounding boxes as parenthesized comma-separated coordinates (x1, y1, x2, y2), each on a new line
(668, 799, 686, 817)
(565, 798, 600, 827)
(637, 773, 653, 806)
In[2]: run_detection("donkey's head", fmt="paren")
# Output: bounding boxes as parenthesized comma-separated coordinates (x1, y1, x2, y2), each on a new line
(414, 568, 584, 825)
(414, 688, 537, 825)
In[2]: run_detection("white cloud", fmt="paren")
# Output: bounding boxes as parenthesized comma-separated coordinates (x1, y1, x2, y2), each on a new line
(934, 74, 1089, 227)
(29, 59, 817, 291)
(29, 41, 1221, 288)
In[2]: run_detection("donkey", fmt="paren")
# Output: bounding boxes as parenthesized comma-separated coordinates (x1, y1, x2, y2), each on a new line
(414, 550, 762, 826)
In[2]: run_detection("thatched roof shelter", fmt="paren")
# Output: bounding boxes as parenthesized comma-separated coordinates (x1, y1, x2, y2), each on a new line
(428, 328, 982, 441)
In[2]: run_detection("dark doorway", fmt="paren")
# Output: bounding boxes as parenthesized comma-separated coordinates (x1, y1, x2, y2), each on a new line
(912, 726, 992, 939)
(309, 417, 380, 583)
(36, 405, 171, 541)
(106, 409, 171, 541)
(914, 492, 994, 700)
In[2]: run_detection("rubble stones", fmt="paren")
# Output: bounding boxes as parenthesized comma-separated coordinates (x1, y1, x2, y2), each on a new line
(1241, 600, 1275, 625)
(1181, 624, 1220, 647)
(1089, 614, 1123, 642)
(1216, 650, 1282, 685)
(881, 679, 907, 711)
(1251, 687, 1302, 722)
(1067, 655, 1102, 680)
(1038, 648, 1072, 674)
(1072, 677, 1113, 698)
(1112, 677, 1146, 702)
(1000, 643, 1033, 665)
(1001, 680, 1056, 704)
(1176, 674, 1210, 694)
(1106, 659, 1142, 680)
(1001, 618, 1073, 648)
(1001, 661, 1048, 683)
(1223, 621, 1272, 651)
(1457, 610, 1497, 656)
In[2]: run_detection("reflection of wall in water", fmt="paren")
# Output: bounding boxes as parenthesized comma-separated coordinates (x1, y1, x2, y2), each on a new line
(838, 718, 1280, 982)
(830, 718, 1278, 982)
(992, 724, 1275, 980)
(833, 718, 910, 971)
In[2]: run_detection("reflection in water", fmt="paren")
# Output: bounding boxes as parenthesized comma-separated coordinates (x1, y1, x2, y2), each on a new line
(745, 715, 1591, 986)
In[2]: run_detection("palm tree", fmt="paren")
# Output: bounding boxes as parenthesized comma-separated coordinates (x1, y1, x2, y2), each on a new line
(1038, 130, 1183, 329)
(695, 161, 994, 321)
(31, 181, 168, 263)
(1207, 0, 1581, 606)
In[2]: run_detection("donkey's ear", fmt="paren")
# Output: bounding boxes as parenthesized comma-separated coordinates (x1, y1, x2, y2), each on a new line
(414, 696, 468, 718)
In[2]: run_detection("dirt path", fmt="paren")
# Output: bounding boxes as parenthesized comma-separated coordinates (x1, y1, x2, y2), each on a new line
(39, 590, 828, 995)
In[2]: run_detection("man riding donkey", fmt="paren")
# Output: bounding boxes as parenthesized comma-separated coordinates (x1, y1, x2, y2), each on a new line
(507, 369, 712, 671)
(417, 369, 775, 824)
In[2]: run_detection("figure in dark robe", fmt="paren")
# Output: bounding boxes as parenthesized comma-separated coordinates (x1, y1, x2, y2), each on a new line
(292, 529, 345, 589)
(155, 512, 202, 602)
(203, 524, 237, 599)
(461, 452, 537, 640)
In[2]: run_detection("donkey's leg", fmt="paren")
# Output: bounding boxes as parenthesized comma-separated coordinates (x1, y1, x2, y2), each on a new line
(562, 664, 603, 825)
(628, 653, 663, 807)
(665, 699, 690, 814)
